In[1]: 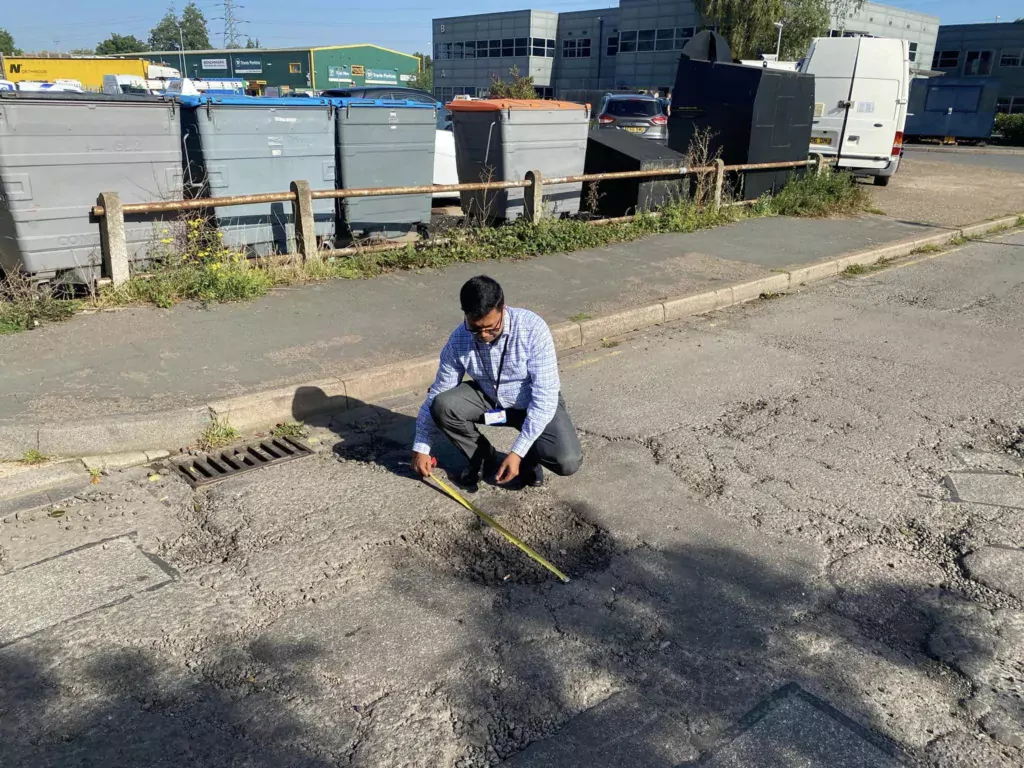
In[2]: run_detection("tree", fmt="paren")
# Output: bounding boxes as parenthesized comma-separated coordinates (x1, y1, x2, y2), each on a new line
(780, 0, 830, 59)
(70, 48, 96, 55)
(409, 52, 433, 92)
(826, 0, 865, 33)
(96, 34, 149, 55)
(149, 3, 211, 51)
(0, 27, 22, 56)
(244, 37, 261, 49)
(489, 66, 538, 99)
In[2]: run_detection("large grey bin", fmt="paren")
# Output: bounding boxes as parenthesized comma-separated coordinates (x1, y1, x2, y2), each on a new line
(334, 98, 437, 240)
(448, 99, 590, 221)
(179, 95, 336, 255)
(0, 92, 182, 283)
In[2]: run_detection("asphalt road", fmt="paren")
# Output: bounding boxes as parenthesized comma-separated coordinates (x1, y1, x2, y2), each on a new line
(1, 230, 1023, 767)
(902, 147, 1024, 174)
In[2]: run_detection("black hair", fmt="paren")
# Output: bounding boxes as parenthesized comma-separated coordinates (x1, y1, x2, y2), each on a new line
(460, 276, 505, 319)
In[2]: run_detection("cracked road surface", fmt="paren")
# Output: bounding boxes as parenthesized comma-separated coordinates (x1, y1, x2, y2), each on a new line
(2, 229, 1024, 767)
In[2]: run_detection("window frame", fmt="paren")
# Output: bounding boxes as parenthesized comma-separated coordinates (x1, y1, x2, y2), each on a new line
(963, 49, 994, 76)
(637, 29, 656, 52)
(501, 38, 514, 57)
(619, 30, 637, 54)
(607, 35, 619, 57)
(514, 37, 528, 57)
(288, 62, 302, 74)
(675, 27, 695, 49)
(655, 29, 674, 51)
(464, 41, 476, 59)
(999, 48, 1023, 68)
(931, 50, 960, 69)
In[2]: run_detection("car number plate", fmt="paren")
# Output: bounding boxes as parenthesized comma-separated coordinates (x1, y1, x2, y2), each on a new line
(810, 136, 833, 146)
(624, 126, 646, 133)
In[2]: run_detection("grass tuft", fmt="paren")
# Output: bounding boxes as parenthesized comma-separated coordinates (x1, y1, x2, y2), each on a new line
(766, 170, 869, 218)
(21, 449, 49, 465)
(910, 244, 943, 255)
(568, 313, 592, 323)
(0, 271, 77, 335)
(271, 421, 308, 439)
(198, 418, 239, 452)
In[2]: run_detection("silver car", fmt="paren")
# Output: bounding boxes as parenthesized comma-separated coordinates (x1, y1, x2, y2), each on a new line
(596, 95, 668, 141)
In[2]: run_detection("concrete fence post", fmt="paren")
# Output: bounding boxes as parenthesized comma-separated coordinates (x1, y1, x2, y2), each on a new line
(97, 192, 129, 287)
(811, 152, 826, 176)
(712, 159, 726, 211)
(290, 180, 319, 262)
(524, 170, 544, 224)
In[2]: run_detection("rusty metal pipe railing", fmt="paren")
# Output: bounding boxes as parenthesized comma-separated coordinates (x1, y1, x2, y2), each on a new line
(92, 157, 825, 217)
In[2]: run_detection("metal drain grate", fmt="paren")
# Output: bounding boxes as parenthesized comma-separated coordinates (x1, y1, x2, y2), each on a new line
(174, 436, 314, 488)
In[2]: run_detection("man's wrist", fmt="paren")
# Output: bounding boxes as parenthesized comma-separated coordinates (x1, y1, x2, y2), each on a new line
(412, 442, 432, 456)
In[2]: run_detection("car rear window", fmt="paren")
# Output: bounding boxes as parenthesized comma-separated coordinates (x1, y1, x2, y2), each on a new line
(606, 99, 661, 117)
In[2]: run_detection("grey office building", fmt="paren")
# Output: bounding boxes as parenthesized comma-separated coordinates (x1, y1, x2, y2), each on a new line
(932, 22, 1024, 114)
(433, 0, 939, 101)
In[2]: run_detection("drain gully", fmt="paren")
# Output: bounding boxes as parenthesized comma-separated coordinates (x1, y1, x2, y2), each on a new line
(174, 437, 314, 488)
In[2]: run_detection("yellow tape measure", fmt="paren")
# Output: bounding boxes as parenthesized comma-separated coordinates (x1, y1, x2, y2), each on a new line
(428, 470, 570, 584)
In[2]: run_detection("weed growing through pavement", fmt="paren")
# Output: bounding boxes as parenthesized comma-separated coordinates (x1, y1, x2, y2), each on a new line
(0, 270, 77, 334)
(198, 418, 239, 451)
(271, 422, 308, 439)
(910, 244, 944, 255)
(569, 313, 592, 322)
(21, 450, 49, 465)
(842, 257, 899, 277)
(600, 339, 621, 348)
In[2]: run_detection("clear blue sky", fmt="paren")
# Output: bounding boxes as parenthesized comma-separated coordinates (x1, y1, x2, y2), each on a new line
(4, 0, 1020, 54)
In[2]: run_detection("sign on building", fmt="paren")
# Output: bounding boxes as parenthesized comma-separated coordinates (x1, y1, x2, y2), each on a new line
(351, 65, 365, 76)
(365, 68, 398, 85)
(232, 56, 263, 74)
(328, 65, 352, 83)
(201, 58, 228, 70)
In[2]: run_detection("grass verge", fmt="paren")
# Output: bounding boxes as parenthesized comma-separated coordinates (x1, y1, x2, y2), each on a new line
(2, 171, 870, 333)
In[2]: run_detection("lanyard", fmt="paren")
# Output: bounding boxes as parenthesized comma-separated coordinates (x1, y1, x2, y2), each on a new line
(475, 334, 510, 408)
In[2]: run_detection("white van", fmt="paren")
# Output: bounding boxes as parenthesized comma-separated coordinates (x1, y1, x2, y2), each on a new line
(799, 37, 910, 186)
(103, 74, 151, 95)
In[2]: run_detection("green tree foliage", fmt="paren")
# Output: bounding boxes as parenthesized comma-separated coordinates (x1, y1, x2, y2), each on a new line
(488, 66, 538, 99)
(409, 52, 433, 92)
(244, 37, 261, 49)
(0, 28, 22, 56)
(149, 3, 211, 51)
(96, 34, 148, 55)
(697, 0, 861, 60)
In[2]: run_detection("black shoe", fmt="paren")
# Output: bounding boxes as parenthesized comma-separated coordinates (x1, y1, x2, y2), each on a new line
(459, 448, 497, 487)
(521, 462, 544, 488)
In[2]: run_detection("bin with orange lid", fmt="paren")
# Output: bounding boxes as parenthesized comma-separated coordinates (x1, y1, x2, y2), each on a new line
(447, 98, 591, 221)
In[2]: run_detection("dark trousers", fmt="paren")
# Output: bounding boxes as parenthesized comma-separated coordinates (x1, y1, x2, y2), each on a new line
(430, 382, 584, 476)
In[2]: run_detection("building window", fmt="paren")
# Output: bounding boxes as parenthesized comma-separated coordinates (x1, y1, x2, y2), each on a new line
(908, 42, 917, 63)
(931, 50, 960, 69)
(289, 62, 302, 74)
(477, 40, 488, 59)
(1000, 49, 1023, 68)
(452, 42, 463, 59)
(546, 38, 556, 57)
(533, 37, 545, 56)
(490, 39, 500, 57)
(515, 38, 528, 56)
(619, 30, 637, 54)
(502, 38, 514, 57)
(537, 86, 554, 99)
(562, 38, 591, 58)
(637, 29, 656, 52)
(675, 27, 695, 48)
(607, 35, 619, 57)
(964, 50, 993, 76)
(655, 29, 674, 51)
(464, 41, 475, 59)
(996, 97, 1011, 114)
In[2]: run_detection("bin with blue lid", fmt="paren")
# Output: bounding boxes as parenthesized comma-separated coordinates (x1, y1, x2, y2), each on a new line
(0, 91, 182, 284)
(333, 98, 437, 241)
(178, 95, 337, 255)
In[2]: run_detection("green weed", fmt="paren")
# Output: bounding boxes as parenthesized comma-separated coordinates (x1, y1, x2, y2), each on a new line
(0, 271, 77, 335)
(272, 421, 308, 439)
(600, 339, 621, 349)
(766, 170, 869, 218)
(198, 418, 239, 452)
(842, 263, 870, 276)
(569, 312, 592, 323)
(21, 449, 49, 465)
(910, 244, 943, 255)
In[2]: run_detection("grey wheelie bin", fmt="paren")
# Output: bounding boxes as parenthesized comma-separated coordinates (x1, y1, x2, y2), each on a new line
(179, 95, 337, 255)
(0, 91, 182, 284)
(447, 99, 590, 222)
(333, 98, 437, 240)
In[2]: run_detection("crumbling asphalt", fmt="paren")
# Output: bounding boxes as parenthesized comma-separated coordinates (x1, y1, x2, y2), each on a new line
(1, 229, 1023, 767)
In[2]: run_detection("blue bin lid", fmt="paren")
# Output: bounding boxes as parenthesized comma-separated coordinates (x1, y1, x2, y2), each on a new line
(176, 95, 333, 107)
(329, 98, 438, 109)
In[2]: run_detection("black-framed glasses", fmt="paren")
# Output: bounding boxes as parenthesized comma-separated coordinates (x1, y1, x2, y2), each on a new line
(466, 314, 503, 338)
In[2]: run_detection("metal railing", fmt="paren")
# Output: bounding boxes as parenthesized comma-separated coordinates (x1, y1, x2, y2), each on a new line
(91, 154, 827, 286)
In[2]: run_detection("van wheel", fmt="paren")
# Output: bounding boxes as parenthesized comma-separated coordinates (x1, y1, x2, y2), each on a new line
(873, 176, 890, 187)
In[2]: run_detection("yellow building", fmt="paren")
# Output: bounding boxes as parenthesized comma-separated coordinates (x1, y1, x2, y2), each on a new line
(1, 57, 150, 91)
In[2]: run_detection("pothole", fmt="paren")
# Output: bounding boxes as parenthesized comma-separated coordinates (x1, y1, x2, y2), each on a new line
(397, 499, 617, 586)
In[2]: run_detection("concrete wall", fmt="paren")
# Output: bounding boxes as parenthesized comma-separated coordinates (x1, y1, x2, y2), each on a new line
(555, 8, 620, 92)
(831, 1, 940, 73)
(934, 23, 1024, 114)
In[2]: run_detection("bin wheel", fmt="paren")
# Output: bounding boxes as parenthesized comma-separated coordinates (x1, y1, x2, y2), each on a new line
(872, 176, 891, 187)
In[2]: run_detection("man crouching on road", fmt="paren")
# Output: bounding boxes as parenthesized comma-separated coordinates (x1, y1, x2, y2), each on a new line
(411, 275, 584, 487)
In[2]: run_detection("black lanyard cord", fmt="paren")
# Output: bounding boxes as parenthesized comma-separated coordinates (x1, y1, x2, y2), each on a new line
(476, 334, 510, 408)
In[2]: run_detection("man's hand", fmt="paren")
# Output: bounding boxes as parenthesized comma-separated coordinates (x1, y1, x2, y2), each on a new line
(411, 451, 434, 478)
(495, 453, 522, 485)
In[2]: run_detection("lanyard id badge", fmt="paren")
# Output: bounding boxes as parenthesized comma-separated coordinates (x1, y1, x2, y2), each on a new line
(476, 332, 510, 418)
(484, 409, 507, 425)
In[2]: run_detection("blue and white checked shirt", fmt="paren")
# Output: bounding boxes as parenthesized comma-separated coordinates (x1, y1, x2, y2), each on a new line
(413, 307, 560, 458)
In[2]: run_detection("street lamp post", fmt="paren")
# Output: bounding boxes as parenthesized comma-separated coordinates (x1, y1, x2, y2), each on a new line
(178, 25, 186, 78)
(774, 21, 785, 60)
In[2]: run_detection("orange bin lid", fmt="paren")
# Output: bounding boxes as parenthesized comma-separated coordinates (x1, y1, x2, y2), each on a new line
(447, 99, 589, 112)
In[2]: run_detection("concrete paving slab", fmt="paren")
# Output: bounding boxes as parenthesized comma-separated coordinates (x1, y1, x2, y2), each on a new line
(692, 684, 904, 768)
(946, 472, 1024, 509)
(0, 536, 176, 647)
(962, 546, 1024, 601)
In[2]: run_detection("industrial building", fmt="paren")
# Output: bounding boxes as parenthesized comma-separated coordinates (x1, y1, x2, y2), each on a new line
(432, 0, 939, 101)
(932, 22, 1024, 114)
(117, 44, 420, 96)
